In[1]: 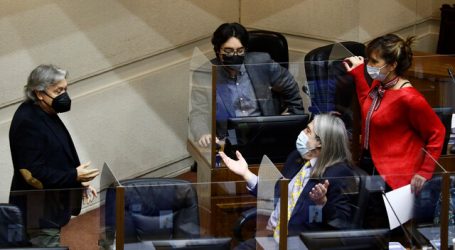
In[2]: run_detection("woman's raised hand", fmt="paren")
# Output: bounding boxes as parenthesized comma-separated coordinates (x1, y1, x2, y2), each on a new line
(343, 56, 364, 72)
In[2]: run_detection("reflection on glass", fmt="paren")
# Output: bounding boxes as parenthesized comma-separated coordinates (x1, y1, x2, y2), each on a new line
(99, 180, 234, 249)
(409, 54, 455, 155)
(189, 49, 308, 168)
(188, 47, 213, 165)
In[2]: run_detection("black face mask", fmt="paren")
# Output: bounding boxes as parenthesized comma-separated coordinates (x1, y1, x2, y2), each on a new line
(221, 55, 245, 71)
(44, 91, 71, 113)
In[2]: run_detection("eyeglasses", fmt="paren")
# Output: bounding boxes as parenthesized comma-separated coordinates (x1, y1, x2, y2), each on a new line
(220, 47, 246, 57)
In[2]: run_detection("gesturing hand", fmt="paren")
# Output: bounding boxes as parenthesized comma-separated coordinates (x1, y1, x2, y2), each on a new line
(81, 182, 98, 205)
(309, 180, 329, 206)
(76, 162, 100, 182)
(219, 151, 250, 179)
(197, 134, 219, 148)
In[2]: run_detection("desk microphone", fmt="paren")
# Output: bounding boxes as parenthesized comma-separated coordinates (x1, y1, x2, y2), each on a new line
(381, 188, 415, 250)
(302, 85, 310, 96)
(448, 67, 455, 84)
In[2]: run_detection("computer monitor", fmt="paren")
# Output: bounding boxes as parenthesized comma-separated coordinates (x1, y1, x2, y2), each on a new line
(224, 114, 310, 164)
(149, 238, 231, 250)
(300, 229, 389, 250)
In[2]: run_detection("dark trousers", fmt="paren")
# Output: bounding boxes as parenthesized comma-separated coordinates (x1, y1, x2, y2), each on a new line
(359, 150, 391, 229)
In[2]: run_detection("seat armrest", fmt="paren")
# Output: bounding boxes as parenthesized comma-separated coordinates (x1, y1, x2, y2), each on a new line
(233, 208, 257, 242)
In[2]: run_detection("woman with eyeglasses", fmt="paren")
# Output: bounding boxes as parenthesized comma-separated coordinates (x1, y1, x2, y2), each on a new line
(190, 22, 304, 148)
(220, 114, 356, 247)
(343, 34, 445, 195)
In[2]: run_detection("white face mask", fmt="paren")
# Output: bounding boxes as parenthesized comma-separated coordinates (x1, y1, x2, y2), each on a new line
(367, 64, 388, 82)
(296, 131, 311, 158)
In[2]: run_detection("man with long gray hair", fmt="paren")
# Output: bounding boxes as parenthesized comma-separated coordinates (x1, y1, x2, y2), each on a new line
(9, 64, 99, 247)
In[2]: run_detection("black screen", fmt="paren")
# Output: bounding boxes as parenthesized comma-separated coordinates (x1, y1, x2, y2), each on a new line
(224, 114, 310, 164)
(150, 238, 231, 250)
(300, 229, 389, 250)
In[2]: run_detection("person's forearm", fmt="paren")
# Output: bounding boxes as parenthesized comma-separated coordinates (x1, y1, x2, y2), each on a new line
(245, 172, 258, 190)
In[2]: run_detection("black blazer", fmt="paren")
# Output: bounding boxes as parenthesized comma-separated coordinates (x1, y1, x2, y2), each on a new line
(251, 150, 355, 235)
(189, 52, 304, 139)
(9, 101, 82, 228)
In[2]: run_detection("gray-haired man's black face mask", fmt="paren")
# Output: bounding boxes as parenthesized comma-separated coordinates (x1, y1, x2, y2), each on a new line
(44, 91, 72, 113)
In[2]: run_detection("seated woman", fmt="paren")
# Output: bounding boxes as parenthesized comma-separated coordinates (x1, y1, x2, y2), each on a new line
(219, 114, 356, 243)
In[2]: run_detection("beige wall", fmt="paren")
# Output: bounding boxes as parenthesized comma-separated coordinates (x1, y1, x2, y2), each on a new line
(0, 0, 238, 202)
(1, 0, 453, 203)
(241, 0, 455, 49)
(0, 0, 239, 106)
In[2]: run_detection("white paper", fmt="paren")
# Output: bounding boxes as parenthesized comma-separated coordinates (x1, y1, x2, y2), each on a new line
(382, 184, 415, 230)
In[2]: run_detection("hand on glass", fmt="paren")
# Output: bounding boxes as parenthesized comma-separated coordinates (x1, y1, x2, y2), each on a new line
(197, 134, 219, 148)
(76, 162, 100, 182)
(309, 180, 329, 206)
(410, 174, 426, 194)
(343, 56, 364, 72)
(219, 151, 253, 180)
(81, 182, 97, 205)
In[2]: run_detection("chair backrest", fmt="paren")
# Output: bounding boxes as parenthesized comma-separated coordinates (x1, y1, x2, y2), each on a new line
(304, 41, 366, 115)
(304, 41, 367, 160)
(432, 107, 453, 155)
(248, 30, 289, 69)
(105, 178, 200, 243)
(347, 166, 370, 229)
(0, 203, 29, 247)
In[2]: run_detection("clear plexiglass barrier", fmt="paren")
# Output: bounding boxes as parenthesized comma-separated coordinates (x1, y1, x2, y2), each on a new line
(186, 42, 455, 250)
(2, 153, 455, 249)
(3, 49, 454, 249)
(187, 44, 361, 169)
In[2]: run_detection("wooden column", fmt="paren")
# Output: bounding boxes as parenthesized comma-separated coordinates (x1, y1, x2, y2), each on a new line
(279, 178, 289, 250)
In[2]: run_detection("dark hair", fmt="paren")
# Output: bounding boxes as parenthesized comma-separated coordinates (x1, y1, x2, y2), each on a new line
(211, 23, 249, 54)
(366, 34, 415, 76)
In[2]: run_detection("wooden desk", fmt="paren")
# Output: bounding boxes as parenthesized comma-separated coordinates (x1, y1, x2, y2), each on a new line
(187, 139, 285, 243)
(405, 53, 455, 107)
(188, 140, 260, 238)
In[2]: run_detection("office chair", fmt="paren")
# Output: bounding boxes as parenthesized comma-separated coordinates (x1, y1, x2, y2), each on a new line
(432, 107, 453, 155)
(0, 203, 71, 249)
(346, 166, 369, 229)
(304, 41, 366, 115)
(105, 178, 200, 244)
(0, 203, 29, 248)
(248, 30, 289, 69)
(304, 41, 367, 161)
